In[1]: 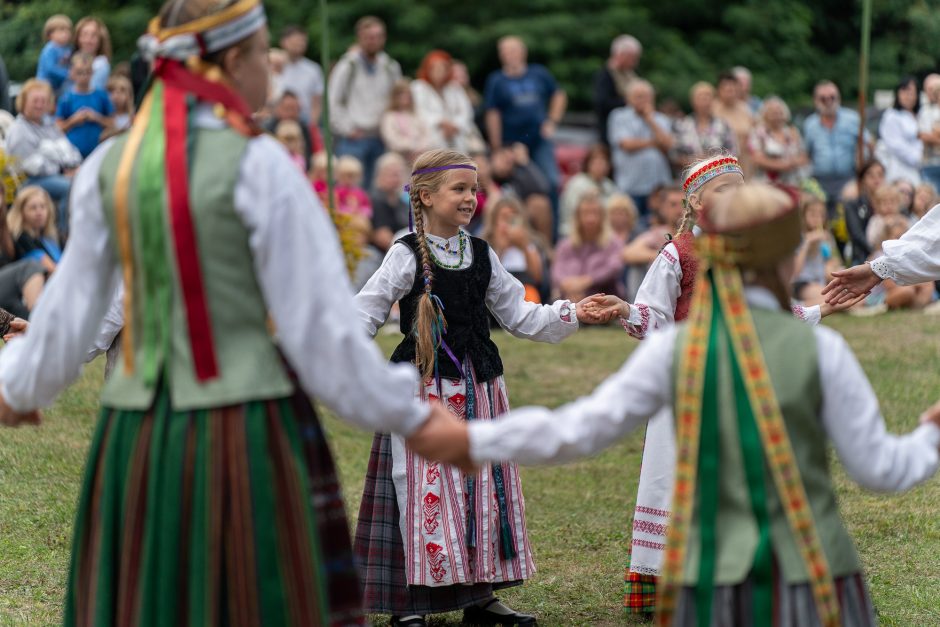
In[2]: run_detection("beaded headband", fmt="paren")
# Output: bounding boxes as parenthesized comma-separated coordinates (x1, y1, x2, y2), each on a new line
(138, 0, 267, 62)
(683, 156, 743, 198)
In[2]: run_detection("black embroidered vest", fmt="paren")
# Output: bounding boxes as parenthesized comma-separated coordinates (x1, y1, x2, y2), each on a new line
(390, 233, 504, 382)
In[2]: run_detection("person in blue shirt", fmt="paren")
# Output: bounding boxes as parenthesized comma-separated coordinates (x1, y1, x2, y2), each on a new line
(803, 80, 872, 206)
(56, 54, 114, 159)
(485, 36, 567, 239)
(36, 15, 73, 94)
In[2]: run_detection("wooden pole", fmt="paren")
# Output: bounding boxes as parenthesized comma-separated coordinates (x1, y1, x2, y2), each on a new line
(856, 0, 872, 170)
(319, 0, 334, 205)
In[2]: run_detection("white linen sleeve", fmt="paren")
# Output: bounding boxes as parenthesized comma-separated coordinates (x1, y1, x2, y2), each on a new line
(469, 327, 676, 465)
(485, 248, 578, 343)
(622, 243, 682, 339)
(234, 136, 428, 436)
(354, 243, 415, 337)
(816, 326, 940, 492)
(86, 281, 125, 362)
(870, 203, 940, 285)
(0, 141, 122, 411)
(790, 303, 821, 326)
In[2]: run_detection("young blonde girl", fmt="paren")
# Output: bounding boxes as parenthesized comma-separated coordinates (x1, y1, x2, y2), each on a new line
(355, 149, 597, 627)
(74, 16, 112, 91)
(380, 79, 430, 163)
(9, 185, 61, 272)
(105, 75, 135, 136)
(273, 119, 306, 172)
(793, 196, 843, 305)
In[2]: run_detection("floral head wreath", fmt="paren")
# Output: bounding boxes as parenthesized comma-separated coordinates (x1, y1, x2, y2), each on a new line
(683, 156, 744, 199)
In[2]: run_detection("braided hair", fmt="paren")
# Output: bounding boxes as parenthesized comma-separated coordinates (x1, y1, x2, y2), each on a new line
(408, 149, 477, 380)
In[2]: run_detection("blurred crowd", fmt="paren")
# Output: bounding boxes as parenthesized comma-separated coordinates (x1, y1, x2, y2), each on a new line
(2, 14, 940, 321)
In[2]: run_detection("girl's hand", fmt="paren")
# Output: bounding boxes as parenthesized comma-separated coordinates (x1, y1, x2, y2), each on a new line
(822, 264, 883, 305)
(407, 401, 476, 474)
(819, 291, 868, 318)
(0, 391, 41, 428)
(580, 294, 629, 323)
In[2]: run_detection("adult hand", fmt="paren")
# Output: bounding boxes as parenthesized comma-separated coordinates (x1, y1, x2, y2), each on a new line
(406, 401, 476, 474)
(3, 317, 28, 342)
(541, 119, 557, 139)
(804, 229, 827, 245)
(440, 120, 459, 139)
(0, 391, 41, 428)
(822, 264, 883, 305)
(506, 224, 529, 249)
(919, 399, 940, 432)
(580, 294, 630, 322)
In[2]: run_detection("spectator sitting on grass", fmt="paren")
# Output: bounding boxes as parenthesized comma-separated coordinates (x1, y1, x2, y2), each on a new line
(483, 196, 545, 303)
(56, 53, 114, 159)
(552, 191, 624, 301)
(792, 195, 843, 306)
(263, 91, 313, 170)
(0, 180, 45, 319)
(490, 144, 553, 244)
(9, 186, 61, 274)
(606, 193, 638, 244)
(274, 120, 307, 173)
(559, 144, 618, 238)
(866, 185, 910, 252)
(369, 152, 410, 252)
(911, 182, 937, 222)
(36, 14, 73, 94)
(101, 75, 134, 140)
(334, 155, 372, 218)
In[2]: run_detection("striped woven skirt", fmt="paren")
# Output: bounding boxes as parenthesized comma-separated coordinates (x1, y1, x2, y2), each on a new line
(63, 385, 364, 627)
(671, 571, 877, 626)
(354, 372, 533, 615)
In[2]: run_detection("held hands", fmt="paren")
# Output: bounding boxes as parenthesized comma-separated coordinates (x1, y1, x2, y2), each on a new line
(822, 264, 883, 305)
(919, 399, 940, 433)
(578, 294, 630, 324)
(3, 317, 28, 342)
(406, 401, 476, 474)
(0, 390, 40, 428)
(819, 291, 868, 318)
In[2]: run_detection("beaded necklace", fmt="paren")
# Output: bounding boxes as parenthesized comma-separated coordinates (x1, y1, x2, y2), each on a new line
(428, 231, 467, 269)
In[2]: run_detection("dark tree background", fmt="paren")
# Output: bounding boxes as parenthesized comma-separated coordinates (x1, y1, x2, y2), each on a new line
(2, 0, 939, 110)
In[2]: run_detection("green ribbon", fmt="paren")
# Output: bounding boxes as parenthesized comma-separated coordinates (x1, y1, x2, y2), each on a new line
(695, 276, 721, 626)
(135, 80, 172, 386)
(727, 311, 774, 625)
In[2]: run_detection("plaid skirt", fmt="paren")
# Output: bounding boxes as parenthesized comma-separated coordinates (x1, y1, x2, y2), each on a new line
(624, 549, 657, 614)
(672, 571, 877, 626)
(64, 384, 363, 627)
(354, 431, 520, 615)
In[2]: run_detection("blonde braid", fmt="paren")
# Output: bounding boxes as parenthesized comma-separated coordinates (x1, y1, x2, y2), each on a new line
(676, 200, 697, 235)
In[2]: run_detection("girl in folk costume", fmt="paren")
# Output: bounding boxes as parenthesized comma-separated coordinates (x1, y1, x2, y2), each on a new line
(586, 154, 854, 617)
(0, 1, 453, 624)
(355, 149, 598, 627)
(419, 182, 940, 626)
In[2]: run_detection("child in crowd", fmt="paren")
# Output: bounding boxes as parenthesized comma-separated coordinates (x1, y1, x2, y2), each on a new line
(36, 14, 73, 94)
(274, 119, 307, 173)
(866, 185, 909, 251)
(380, 79, 430, 163)
(335, 155, 373, 218)
(74, 17, 112, 91)
(911, 182, 937, 221)
(369, 152, 411, 252)
(104, 75, 134, 137)
(873, 217, 935, 311)
(55, 54, 114, 159)
(606, 193, 638, 244)
(482, 196, 544, 303)
(417, 183, 940, 627)
(309, 150, 332, 205)
(8, 186, 61, 273)
(355, 149, 600, 627)
(792, 196, 843, 306)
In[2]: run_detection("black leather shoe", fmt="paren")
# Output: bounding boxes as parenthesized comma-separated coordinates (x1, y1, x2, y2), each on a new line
(390, 615, 427, 627)
(461, 599, 538, 626)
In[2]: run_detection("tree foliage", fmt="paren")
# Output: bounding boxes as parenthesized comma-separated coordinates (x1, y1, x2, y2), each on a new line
(2, 0, 939, 110)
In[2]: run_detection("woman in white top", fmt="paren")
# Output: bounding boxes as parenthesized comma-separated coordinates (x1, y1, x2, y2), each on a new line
(877, 76, 924, 184)
(411, 50, 482, 154)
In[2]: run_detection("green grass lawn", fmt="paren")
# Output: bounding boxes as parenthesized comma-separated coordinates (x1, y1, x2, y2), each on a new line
(2, 313, 940, 625)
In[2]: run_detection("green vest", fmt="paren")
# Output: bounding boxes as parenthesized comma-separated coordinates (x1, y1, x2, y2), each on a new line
(675, 307, 862, 585)
(98, 128, 293, 410)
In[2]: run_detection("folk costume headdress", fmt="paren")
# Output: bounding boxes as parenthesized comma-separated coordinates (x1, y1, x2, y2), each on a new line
(683, 155, 743, 199)
(114, 0, 266, 383)
(656, 184, 841, 627)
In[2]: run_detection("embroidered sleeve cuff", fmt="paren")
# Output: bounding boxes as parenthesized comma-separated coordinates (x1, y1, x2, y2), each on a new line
(620, 303, 650, 339)
(869, 258, 893, 281)
(792, 304, 821, 326)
